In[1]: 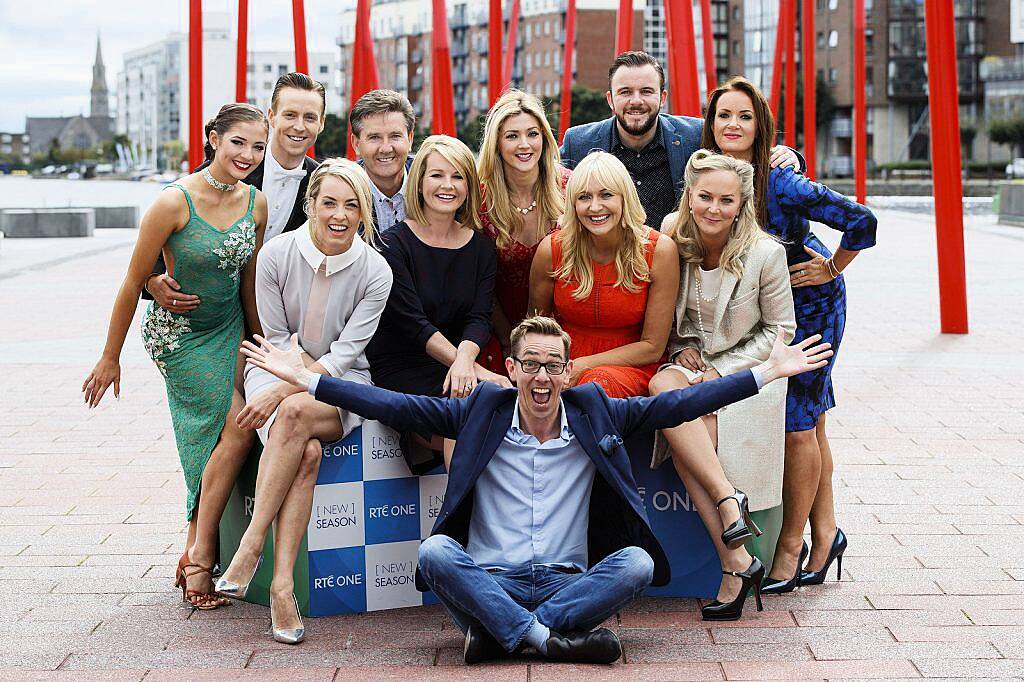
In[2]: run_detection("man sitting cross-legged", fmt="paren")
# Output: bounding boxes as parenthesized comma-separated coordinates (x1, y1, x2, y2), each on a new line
(240, 316, 831, 665)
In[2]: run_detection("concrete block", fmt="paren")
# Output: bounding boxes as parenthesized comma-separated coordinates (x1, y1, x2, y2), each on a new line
(998, 183, 1024, 227)
(0, 208, 95, 238)
(92, 206, 139, 229)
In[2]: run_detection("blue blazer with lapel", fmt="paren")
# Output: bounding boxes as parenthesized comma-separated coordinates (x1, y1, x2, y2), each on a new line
(311, 369, 760, 589)
(559, 113, 704, 205)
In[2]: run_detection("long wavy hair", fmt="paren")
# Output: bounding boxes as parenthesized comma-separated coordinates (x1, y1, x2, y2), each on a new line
(556, 151, 650, 301)
(478, 89, 565, 249)
(700, 76, 775, 229)
(404, 135, 483, 230)
(665, 150, 767, 277)
(304, 157, 378, 247)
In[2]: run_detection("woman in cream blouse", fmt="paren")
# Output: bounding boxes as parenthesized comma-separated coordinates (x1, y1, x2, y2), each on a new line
(215, 159, 393, 644)
(650, 151, 795, 621)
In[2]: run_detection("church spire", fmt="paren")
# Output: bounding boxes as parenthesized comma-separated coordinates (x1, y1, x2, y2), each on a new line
(90, 33, 109, 119)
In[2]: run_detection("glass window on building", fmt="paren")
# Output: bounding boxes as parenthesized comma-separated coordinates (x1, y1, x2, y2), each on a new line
(320, 65, 329, 74)
(828, 0, 838, 9)
(264, 64, 272, 72)
(828, 30, 838, 48)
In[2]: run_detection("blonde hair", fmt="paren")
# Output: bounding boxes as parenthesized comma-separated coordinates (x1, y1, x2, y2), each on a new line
(478, 89, 565, 249)
(404, 135, 483, 230)
(509, 315, 571, 358)
(304, 157, 378, 247)
(556, 151, 650, 300)
(665, 150, 767, 277)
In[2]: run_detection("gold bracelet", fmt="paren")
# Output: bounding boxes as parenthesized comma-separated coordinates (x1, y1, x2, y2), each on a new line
(826, 258, 840, 279)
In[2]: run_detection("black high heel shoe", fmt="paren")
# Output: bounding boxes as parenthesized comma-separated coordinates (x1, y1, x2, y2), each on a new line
(701, 556, 765, 621)
(760, 541, 808, 595)
(800, 528, 847, 585)
(717, 490, 763, 550)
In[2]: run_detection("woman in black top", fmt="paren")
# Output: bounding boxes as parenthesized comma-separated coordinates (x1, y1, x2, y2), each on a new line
(367, 135, 510, 403)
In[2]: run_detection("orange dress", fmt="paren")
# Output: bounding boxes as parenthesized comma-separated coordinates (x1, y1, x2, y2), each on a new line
(551, 228, 663, 398)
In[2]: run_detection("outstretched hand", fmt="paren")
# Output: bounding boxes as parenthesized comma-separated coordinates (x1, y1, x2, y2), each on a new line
(763, 333, 833, 381)
(240, 334, 310, 388)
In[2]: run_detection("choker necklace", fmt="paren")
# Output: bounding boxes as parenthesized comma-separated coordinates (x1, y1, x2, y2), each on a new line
(513, 199, 537, 215)
(202, 167, 236, 192)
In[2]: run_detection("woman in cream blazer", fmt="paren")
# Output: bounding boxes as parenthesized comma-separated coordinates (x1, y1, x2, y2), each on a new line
(649, 151, 795, 621)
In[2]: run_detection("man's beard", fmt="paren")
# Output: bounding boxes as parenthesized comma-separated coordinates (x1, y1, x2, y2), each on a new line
(615, 107, 659, 138)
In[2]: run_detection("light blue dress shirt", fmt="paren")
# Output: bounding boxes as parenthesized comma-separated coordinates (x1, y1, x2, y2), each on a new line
(467, 399, 597, 572)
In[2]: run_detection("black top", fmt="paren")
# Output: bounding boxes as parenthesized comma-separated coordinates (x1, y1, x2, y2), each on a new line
(366, 221, 496, 396)
(611, 121, 676, 232)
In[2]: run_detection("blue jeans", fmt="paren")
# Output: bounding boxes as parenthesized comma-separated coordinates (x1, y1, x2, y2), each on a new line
(417, 534, 654, 652)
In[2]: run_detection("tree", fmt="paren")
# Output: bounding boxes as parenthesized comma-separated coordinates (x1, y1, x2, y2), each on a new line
(568, 85, 610, 129)
(989, 117, 1024, 157)
(457, 114, 486, 152)
(317, 113, 348, 159)
(777, 72, 836, 140)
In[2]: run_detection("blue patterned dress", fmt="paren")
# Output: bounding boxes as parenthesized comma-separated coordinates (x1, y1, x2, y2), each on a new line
(765, 167, 877, 432)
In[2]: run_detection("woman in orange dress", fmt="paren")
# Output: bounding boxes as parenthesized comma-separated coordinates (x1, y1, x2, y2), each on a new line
(529, 151, 678, 397)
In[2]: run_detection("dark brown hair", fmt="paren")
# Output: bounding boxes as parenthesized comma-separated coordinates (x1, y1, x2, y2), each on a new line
(270, 72, 327, 117)
(204, 102, 268, 161)
(700, 76, 775, 228)
(608, 51, 666, 92)
(348, 89, 416, 138)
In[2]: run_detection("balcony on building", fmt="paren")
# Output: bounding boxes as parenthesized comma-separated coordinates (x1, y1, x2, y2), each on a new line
(831, 116, 853, 139)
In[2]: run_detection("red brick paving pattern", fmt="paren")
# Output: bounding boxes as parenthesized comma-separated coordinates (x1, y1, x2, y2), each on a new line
(1, 211, 1023, 679)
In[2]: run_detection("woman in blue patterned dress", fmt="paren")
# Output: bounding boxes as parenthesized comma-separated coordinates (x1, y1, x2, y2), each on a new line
(700, 77, 877, 592)
(83, 103, 269, 609)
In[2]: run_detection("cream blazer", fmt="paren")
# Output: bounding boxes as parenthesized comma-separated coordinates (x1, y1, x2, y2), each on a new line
(653, 237, 796, 511)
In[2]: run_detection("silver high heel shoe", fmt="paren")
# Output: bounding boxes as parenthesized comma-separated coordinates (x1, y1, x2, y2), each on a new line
(214, 553, 263, 600)
(271, 593, 305, 645)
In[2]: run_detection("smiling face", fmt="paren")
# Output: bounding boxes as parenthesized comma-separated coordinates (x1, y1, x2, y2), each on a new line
(498, 112, 544, 174)
(573, 176, 624, 239)
(688, 169, 743, 243)
(268, 87, 325, 162)
(712, 89, 758, 160)
(419, 152, 467, 217)
(310, 175, 361, 256)
(606, 64, 666, 138)
(210, 120, 268, 180)
(351, 111, 414, 189)
(506, 332, 572, 428)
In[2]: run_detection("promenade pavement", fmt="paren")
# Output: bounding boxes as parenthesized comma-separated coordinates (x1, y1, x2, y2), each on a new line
(1, 207, 1023, 679)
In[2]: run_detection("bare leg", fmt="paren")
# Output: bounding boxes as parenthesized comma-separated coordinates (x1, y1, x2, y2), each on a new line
(650, 370, 751, 602)
(186, 389, 254, 598)
(767, 428, 821, 580)
(270, 438, 325, 630)
(806, 414, 838, 571)
(220, 392, 343, 586)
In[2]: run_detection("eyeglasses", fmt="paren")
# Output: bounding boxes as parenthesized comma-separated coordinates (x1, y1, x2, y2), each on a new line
(512, 357, 568, 376)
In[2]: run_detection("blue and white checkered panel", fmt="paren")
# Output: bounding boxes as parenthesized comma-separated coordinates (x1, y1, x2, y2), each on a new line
(307, 422, 448, 616)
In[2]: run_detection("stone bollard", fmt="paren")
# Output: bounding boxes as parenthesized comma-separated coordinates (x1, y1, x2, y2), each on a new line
(93, 206, 139, 229)
(0, 208, 95, 237)
(997, 184, 1024, 227)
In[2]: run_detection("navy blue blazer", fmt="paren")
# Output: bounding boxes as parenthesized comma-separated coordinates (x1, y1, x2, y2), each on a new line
(559, 113, 704, 205)
(311, 369, 760, 589)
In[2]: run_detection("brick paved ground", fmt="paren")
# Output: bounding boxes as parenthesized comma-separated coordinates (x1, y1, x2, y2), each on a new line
(1, 208, 1022, 679)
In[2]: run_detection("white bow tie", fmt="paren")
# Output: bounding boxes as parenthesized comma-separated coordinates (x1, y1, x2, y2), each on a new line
(279, 166, 307, 180)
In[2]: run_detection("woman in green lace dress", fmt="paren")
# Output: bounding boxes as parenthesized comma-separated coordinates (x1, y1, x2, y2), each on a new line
(83, 103, 269, 609)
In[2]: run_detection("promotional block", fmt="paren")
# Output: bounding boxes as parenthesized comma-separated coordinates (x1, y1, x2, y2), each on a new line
(308, 545, 367, 616)
(361, 419, 411, 480)
(307, 481, 364, 551)
(318, 428, 362, 483)
(364, 477, 421, 546)
(365, 540, 423, 611)
(419, 473, 448, 539)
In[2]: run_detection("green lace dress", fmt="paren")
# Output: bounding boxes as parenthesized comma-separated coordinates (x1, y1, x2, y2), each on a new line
(141, 183, 257, 519)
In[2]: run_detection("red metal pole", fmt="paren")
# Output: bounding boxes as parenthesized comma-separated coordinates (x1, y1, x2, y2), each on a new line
(503, 0, 521, 90)
(853, 0, 866, 203)
(348, 0, 380, 160)
(699, 0, 716, 98)
(291, 0, 313, 157)
(783, 0, 796, 148)
(769, 0, 786, 118)
(488, 0, 503, 104)
(616, 0, 633, 54)
(188, 0, 203, 171)
(235, 0, 248, 103)
(924, 0, 968, 333)
(559, 0, 577, 143)
(431, 0, 457, 135)
(663, 0, 701, 116)
(801, 0, 815, 178)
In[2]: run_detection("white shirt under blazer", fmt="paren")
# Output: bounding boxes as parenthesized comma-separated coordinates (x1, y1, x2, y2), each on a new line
(653, 236, 796, 511)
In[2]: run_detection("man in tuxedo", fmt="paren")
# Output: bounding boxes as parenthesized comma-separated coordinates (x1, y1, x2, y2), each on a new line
(560, 50, 801, 231)
(348, 89, 416, 234)
(143, 72, 326, 312)
(240, 316, 832, 665)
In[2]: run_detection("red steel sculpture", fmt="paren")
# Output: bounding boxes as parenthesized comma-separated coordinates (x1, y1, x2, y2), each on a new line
(559, 0, 577, 144)
(431, 0, 457, 135)
(503, 0, 522, 91)
(924, 0, 968, 332)
(291, 0, 314, 157)
(235, 0, 248, 103)
(699, 0, 716, 97)
(783, 0, 796, 148)
(663, 0, 701, 117)
(801, 0, 815, 178)
(616, 0, 633, 54)
(489, 0, 503, 104)
(854, 0, 866, 203)
(188, 0, 203, 170)
(769, 0, 787, 118)
(347, 0, 380, 160)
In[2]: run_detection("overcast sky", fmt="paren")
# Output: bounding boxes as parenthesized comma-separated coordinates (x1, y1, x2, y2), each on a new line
(0, 0, 350, 132)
